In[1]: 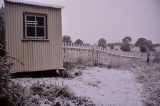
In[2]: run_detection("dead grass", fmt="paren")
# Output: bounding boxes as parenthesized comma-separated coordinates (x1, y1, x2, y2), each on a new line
(13, 81, 95, 106)
(135, 64, 160, 106)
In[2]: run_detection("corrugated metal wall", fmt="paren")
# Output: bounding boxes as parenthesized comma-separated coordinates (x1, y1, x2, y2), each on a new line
(5, 2, 63, 73)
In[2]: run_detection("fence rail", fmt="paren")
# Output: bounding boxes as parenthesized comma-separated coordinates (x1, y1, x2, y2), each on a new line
(63, 43, 147, 67)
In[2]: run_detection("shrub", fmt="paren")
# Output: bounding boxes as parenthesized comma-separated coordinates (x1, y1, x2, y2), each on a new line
(30, 82, 44, 95)
(0, 56, 27, 106)
(63, 70, 74, 78)
(76, 57, 83, 64)
(63, 61, 85, 78)
(0, 56, 14, 106)
(63, 62, 75, 70)
(75, 70, 82, 76)
(10, 83, 27, 106)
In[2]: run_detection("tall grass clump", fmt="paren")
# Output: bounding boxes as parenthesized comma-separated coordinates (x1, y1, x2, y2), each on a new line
(29, 82, 95, 106)
(136, 64, 160, 106)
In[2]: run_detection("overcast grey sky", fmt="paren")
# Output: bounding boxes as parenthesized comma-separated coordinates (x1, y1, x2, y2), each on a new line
(1, 0, 160, 44)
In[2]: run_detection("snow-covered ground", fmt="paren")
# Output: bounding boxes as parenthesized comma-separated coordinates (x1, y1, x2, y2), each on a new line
(14, 67, 143, 106)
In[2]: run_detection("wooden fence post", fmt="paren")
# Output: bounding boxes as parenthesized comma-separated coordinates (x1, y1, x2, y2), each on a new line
(93, 45, 98, 64)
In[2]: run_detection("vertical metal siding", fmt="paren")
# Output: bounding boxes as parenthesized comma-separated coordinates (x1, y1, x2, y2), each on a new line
(5, 2, 63, 73)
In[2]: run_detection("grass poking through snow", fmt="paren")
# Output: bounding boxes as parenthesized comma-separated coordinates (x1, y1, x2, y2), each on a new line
(136, 64, 160, 106)
(13, 81, 95, 106)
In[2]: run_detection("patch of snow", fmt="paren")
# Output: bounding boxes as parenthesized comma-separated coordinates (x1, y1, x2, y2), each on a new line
(5, 0, 64, 9)
(13, 67, 143, 106)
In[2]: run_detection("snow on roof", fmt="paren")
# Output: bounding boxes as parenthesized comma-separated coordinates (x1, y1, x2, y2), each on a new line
(5, 0, 64, 9)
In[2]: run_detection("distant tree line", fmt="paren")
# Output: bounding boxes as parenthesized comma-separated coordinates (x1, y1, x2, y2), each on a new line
(62, 35, 157, 53)
(63, 35, 84, 45)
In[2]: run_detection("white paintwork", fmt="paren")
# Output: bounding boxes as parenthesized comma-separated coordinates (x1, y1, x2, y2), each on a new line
(63, 43, 146, 66)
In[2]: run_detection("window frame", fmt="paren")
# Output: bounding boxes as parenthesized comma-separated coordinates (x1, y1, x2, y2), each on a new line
(23, 12, 48, 40)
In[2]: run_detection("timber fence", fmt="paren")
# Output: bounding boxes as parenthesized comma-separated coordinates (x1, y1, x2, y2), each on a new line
(63, 43, 147, 67)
